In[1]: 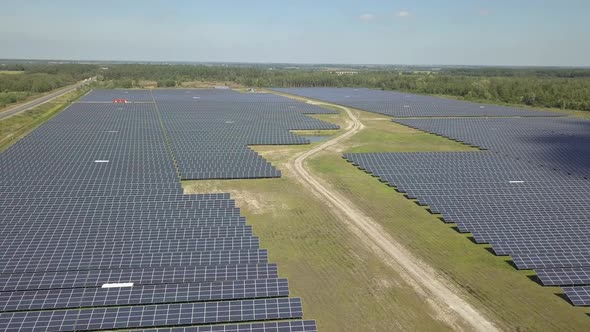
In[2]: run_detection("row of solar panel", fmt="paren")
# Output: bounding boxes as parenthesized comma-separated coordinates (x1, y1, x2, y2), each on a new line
(0, 263, 280, 292)
(0, 298, 304, 331)
(0, 278, 290, 312)
(1, 237, 260, 258)
(0, 217, 247, 233)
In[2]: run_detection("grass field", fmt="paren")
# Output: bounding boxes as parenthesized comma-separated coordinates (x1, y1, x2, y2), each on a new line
(0, 70, 24, 75)
(184, 101, 590, 330)
(0, 86, 90, 151)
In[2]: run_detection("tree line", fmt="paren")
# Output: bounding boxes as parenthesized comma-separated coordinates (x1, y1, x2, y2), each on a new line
(99, 64, 590, 111)
(0, 64, 98, 107)
(1, 63, 589, 111)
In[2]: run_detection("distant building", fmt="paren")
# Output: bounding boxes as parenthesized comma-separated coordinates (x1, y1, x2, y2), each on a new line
(333, 71, 359, 76)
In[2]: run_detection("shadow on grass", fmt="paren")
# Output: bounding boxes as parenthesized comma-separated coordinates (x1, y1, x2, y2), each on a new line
(555, 293, 575, 306)
(504, 260, 520, 270)
(527, 274, 544, 286)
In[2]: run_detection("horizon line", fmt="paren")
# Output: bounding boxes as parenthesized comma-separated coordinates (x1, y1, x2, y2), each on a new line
(2, 58, 590, 69)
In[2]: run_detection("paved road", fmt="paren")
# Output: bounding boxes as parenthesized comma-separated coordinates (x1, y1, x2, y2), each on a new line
(287, 100, 500, 331)
(0, 78, 93, 120)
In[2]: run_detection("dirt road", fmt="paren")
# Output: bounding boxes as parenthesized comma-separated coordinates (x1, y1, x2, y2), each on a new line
(289, 101, 500, 331)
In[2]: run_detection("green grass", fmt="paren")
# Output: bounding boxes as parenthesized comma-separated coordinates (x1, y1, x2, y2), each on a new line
(290, 129, 340, 136)
(0, 70, 24, 75)
(348, 111, 477, 153)
(0, 87, 89, 151)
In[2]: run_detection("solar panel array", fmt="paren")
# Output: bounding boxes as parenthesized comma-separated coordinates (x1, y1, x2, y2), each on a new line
(395, 117, 590, 179)
(79, 89, 154, 102)
(275, 87, 590, 308)
(342, 121, 590, 307)
(344, 149, 590, 306)
(0, 90, 318, 331)
(272, 87, 562, 117)
(386, 118, 590, 304)
(153, 90, 337, 180)
(81, 89, 338, 180)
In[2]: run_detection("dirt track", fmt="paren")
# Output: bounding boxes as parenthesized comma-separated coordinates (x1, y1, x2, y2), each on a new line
(289, 102, 500, 331)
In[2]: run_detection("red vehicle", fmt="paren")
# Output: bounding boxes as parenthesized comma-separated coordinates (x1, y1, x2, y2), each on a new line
(113, 98, 128, 103)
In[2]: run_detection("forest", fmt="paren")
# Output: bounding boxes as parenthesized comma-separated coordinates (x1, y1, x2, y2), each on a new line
(1, 62, 589, 111)
(0, 64, 98, 107)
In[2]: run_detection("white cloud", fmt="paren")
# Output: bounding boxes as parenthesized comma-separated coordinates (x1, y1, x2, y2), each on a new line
(359, 14, 376, 22)
(396, 11, 410, 18)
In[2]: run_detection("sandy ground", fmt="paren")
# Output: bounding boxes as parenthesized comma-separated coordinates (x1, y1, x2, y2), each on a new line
(287, 101, 500, 331)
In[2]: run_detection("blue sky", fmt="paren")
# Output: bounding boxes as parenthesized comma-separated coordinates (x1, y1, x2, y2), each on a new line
(0, 0, 588, 66)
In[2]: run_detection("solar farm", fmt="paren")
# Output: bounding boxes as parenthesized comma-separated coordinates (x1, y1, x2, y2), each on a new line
(0, 89, 336, 331)
(274, 87, 590, 308)
(2, 84, 590, 330)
